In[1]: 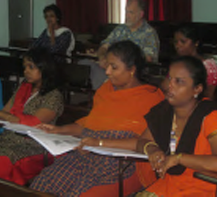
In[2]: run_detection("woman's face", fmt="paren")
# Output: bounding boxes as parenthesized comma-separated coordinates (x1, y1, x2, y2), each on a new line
(44, 10, 58, 26)
(105, 52, 134, 89)
(174, 32, 197, 56)
(23, 57, 42, 85)
(167, 62, 202, 107)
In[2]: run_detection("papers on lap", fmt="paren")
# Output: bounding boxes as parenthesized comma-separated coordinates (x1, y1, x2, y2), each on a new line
(1, 122, 148, 159)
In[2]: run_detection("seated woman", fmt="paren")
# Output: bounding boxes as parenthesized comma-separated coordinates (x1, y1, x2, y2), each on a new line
(0, 47, 64, 185)
(31, 4, 74, 63)
(30, 40, 164, 197)
(136, 56, 217, 197)
(173, 26, 217, 99)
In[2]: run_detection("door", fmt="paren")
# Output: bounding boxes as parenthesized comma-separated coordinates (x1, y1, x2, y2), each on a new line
(9, 0, 33, 40)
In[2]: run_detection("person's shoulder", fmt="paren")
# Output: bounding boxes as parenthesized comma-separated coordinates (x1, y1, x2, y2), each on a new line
(203, 58, 217, 66)
(112, 24, 127, 31)
(43, 89, 63, 99)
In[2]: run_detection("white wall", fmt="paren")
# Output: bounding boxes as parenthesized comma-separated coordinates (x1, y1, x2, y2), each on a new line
(192, 0, 217, 23)
(33, 0, 56, 37)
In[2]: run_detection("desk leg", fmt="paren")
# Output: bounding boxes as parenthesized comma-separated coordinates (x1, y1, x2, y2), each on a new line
(119, 159, 123, 197)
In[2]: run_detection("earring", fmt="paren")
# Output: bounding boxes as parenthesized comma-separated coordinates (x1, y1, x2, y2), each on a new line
(131, 72, 134, 78)
(194, 94, 198, 99)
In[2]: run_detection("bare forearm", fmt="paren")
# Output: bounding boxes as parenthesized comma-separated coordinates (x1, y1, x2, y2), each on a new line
(180, 154, 217, 173)
(97, 44, 109, 59)
(58, 123, 83, 137)
(0, 111, 19, 123)
(100, 138, 139, 151)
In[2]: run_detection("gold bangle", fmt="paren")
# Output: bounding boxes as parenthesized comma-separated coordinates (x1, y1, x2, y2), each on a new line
(176, 153, 183, 163)
(143, 141, 158, 156)
(99, 140, 103, 147)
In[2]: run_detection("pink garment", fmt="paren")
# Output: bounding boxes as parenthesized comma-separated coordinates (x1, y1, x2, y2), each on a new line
(203, 59, 217, 85)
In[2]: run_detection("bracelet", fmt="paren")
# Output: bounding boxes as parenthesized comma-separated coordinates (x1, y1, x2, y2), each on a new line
(99, 140, 103, 147)
(176, 153, 183, 164)
(143, 141, 158, 156)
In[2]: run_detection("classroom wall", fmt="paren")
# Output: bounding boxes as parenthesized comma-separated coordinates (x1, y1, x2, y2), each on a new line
(33, 0, 56, 37)
(0, 0, 216, 48)
(192, 0, 217, 23)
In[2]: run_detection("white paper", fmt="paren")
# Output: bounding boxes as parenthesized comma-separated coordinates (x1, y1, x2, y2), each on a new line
(83, 146, 148, 159)
(4, 123, 148, 159)
(29, 132, 81, 156)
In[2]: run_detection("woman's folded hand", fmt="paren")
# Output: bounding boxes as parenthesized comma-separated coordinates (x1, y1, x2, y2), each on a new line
(148, 147, 166, 175)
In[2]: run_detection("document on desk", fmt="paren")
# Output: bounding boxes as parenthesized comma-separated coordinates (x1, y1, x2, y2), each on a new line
(83, 146, 148, 159)
(3, 122, 81, 155)
(2, 122, 148, 159)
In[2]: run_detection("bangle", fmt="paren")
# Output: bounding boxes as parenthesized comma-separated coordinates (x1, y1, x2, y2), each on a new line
(143, 141, 158, 156)
(99, 140, 103, 147)
(176, 153, 183, 164)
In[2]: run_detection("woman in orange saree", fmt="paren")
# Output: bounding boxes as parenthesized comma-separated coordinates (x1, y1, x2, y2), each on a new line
(136, 56, 217, 197)
(30, 40, 164, 197)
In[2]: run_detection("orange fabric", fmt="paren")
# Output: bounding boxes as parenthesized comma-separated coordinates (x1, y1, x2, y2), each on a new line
(10, 82, 41, 126)
(80, 171, 142, 197)
(137, 111, 217, 197)
(76, 80, 164, 135)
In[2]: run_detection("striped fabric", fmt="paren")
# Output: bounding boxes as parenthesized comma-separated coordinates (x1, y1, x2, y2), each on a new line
(31, 129, 136, 197)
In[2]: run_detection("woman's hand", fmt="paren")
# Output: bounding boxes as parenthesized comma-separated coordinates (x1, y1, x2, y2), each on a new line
(36, 123, 61, 134)
(158, 154, 180, 179)
(147, 145, 166, 174)
(75, 137, 99, 154)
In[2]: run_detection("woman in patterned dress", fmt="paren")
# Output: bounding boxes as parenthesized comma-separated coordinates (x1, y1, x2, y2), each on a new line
(0, 47, 64, 185)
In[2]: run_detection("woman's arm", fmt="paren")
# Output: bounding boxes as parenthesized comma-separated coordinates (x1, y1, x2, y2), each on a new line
(80, 137, 139, 151)
(38, 123, 84, 137)
(159, 134, 217, 179)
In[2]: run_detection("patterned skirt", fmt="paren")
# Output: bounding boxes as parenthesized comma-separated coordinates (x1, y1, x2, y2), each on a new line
(30, 129, 137, 197)
(0, 130, 45, 163)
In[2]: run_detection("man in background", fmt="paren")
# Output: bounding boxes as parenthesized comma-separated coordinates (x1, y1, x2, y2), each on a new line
(80, 0, 160, 90)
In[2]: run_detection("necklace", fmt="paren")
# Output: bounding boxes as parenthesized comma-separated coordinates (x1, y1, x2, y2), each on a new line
(170, 101, 199, 154)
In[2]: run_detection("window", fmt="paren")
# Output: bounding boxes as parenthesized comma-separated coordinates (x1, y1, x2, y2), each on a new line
(108, 0, 126, 24)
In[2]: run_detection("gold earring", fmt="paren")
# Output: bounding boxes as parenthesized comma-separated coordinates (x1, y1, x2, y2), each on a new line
(131, 72, 134, 78)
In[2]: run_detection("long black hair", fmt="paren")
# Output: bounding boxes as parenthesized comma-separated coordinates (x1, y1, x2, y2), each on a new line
(24, 48, 59, 95)
(106, 40, 156, 85)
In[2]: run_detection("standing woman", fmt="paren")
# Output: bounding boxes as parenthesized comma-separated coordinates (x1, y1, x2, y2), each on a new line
(0, 47, 64, 185)
(173, 26, 217, 99)
(136, 56, 217, 197)
(32, 4, 75, 63)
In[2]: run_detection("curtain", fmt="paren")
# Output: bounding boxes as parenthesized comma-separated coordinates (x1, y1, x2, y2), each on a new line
(56, 0, 108, 33)
(143, 0, 191, 22)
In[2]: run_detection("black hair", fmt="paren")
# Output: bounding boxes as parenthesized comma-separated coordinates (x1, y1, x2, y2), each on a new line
(128, 0, 145, 12)
(43, 4, 62, 24)
(175, 26, 199, 44)
(24, 48, 59, 96)
(174, 25, 203, 54)
(170, 56, 207, 100)
(107, 40, 154, 85)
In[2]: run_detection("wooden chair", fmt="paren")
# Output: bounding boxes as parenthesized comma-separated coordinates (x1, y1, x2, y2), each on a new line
(0, 178, 57, 197)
